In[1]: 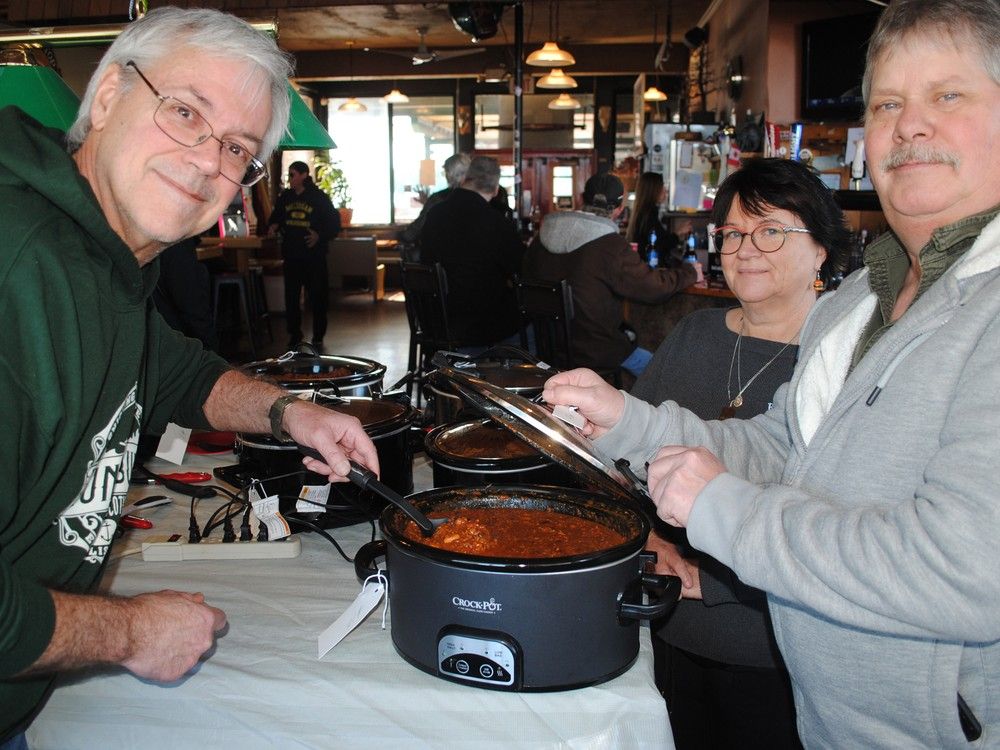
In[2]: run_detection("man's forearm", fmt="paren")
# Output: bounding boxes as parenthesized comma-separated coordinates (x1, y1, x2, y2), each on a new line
(201, 369, 285, 434)
(21, 590, 132, 675)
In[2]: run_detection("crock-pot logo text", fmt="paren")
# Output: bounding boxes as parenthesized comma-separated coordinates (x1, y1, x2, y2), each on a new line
(452, 595, 503, 614)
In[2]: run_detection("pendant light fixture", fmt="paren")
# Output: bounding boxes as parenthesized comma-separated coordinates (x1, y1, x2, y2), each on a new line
(642, 84, 668, 102)
(338, 41, 367, 113)
(547, 92, 581, 110)
(536, 68, 577, 89)
(279, 84, 337, 150)
(383, 87, 410, 104)
(526, 1, 575, 67)
(0, 46, 80, 131)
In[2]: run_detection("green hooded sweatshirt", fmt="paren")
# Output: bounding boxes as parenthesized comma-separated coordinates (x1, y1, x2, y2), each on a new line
(0, 107, 230, 739)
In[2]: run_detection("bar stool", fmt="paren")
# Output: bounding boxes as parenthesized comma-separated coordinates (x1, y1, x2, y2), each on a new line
(246, 263, 274, 345)
(211, 271, 257, 360)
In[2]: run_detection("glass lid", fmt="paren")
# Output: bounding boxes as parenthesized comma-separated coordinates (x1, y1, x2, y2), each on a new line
(430, 364, 650, 509)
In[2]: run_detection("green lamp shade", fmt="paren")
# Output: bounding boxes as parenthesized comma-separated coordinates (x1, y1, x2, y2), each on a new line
(279, 83, 336, 150)
(0, 64, 80, 131)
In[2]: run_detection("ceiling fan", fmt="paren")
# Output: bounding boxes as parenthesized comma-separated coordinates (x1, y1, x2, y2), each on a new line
(366, 26, 486, 66)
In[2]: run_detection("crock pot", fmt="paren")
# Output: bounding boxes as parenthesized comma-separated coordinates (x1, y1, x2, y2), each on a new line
(233, 394, 417, 526)
(424, 419, 576, 489)
(355, 485, 679, 691)
(425, 347, 550, 425)
(241, 352, 386, 397)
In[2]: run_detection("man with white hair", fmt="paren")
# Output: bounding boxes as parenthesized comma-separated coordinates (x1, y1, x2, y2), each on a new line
(399, 152, 471, 256)
(544, 0, 1000, 744)
(0, 9, 377, 745)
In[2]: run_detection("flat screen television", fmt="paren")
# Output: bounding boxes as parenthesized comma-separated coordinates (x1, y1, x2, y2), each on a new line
(801, 12, 881, 121)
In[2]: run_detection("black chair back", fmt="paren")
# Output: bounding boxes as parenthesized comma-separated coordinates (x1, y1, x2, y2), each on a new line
(515, 277, 575, 369)
(399, 261, 457, 403)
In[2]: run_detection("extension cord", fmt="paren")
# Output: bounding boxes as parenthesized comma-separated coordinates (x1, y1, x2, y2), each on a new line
(141, 534, 302, 561)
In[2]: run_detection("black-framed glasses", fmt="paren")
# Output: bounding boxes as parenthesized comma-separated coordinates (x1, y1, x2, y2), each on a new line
(711, 223, 812, 255)
(125, 60, 266, 187)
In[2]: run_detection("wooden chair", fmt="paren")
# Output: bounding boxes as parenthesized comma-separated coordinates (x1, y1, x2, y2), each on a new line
(328, 236, 385, 302)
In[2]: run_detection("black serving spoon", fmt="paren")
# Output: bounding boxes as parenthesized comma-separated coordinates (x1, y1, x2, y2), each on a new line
(296, 444, 443, 535)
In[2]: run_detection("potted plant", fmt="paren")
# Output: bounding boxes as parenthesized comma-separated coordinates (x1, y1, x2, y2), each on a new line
(315, 159, 353, 225)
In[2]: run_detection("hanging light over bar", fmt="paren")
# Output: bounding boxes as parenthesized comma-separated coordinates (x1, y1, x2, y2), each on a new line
(536, 68, 577, 89)
(547, 92, 581, 110)
(526, 40, 575, 67)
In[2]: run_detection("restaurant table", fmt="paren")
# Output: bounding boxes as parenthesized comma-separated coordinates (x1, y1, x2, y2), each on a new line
(198, 236, 279, 274)
(27, 453, 674, 750)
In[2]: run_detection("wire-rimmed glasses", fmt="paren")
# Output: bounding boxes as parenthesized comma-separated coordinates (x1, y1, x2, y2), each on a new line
(711, 223, 812, 255)
(125, 60, 266, 187)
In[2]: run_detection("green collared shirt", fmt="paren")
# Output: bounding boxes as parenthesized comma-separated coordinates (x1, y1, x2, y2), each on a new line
(851, 206, 1000, 368)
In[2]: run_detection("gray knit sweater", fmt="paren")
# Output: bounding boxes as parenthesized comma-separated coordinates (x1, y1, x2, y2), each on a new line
(596, 214, 1000, 748)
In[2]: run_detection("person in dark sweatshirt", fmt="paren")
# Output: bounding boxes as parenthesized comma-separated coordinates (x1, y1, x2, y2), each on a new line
(267, 160, 341, 351)
(0, 9, 376, 745)
(522, 173, 697, 376)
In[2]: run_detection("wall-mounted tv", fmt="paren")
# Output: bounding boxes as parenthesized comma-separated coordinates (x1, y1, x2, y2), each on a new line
(801, 12, 881, 122)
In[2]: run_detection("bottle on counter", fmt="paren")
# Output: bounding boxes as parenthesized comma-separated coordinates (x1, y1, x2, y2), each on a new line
(683, 240, 705, 285)
(646, 229, 659, 269)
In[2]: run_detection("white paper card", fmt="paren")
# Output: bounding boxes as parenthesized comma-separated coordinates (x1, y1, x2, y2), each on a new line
(155, 423, 192, 465)
(297, 484, 332, 514)
(250, 491, 291, 540)
(318, 575, 387, 659)
(552, 404, 587, 430)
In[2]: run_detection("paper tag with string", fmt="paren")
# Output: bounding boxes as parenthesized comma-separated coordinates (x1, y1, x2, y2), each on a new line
(249, 485, 291, 540)
(297, 484, 331, 514)
(318, 572, 388, 659)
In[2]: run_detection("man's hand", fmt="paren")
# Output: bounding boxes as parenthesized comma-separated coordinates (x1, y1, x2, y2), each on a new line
(24, 589, 225, 681)
(644, 531, 701, 599)
(541, 368, 625, 439)
(647, 445, 726, 527)
(305, 229, 320, 248)
(120, 591, 226, 681)
(285, 400, 380, 481)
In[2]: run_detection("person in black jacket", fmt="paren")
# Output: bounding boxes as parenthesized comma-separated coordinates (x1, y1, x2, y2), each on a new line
(419, 156, 525, 348)
(268, 161, 341, 351)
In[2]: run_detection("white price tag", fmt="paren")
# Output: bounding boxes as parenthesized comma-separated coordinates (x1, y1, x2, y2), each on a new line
(155, 422, 192, 465)
(318, 574, 387, 659)
(297, 484, 331, 514)
(552, 404, 587, 430)
(250, 490, 291, 540)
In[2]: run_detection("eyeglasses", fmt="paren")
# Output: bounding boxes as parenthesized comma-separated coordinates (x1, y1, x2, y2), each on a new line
(711, 223, 812, 255)
(125, 60, 266, 187)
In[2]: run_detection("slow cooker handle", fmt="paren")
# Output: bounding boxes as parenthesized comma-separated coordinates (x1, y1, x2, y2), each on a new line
(354, 539, 388, 584)
(618, 572, 681, 621)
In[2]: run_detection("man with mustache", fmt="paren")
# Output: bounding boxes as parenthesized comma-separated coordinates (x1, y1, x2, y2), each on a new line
(0, 9, 378, 747)
(543, 0, 1000, 744)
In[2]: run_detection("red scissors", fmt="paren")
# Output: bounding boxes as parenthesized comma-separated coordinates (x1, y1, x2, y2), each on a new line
(160, 472, 211, 483)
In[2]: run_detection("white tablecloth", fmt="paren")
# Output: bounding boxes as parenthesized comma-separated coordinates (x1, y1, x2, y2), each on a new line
(27, 456, 673, 750)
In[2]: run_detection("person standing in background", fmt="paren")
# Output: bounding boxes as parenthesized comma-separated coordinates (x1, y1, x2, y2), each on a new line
(268, 161, 340, 352)
(626, 171, 682, 266)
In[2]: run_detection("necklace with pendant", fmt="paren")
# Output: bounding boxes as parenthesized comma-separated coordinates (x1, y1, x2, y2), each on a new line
(721, 315, 796, 420)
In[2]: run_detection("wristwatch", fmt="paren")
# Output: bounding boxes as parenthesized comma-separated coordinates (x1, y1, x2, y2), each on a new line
(269, 393, 301, 442)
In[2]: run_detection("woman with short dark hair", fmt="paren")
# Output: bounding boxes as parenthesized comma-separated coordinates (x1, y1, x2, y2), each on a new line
(632, 158, 850, 750)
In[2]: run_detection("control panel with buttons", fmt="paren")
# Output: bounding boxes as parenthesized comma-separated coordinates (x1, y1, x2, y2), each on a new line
(437, 630, 519, 689)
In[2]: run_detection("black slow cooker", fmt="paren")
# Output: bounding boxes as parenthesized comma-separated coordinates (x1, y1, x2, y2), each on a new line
(241, 352, 386, 397)
(354, 362, 679, 692)
(229, 394, 418, 527)
(424, 419, 576, 488)
(355, 485, 678, 692)
(425, 347, 550, 425)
